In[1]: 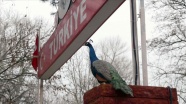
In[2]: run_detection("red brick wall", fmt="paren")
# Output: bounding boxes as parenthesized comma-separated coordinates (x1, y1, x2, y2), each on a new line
(84, 84, 178, 104)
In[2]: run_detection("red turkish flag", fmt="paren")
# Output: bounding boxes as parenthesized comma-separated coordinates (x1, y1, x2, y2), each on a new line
(32, 34, 39, 71)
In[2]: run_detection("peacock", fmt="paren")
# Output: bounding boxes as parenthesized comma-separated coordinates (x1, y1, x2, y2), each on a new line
(85, 41, 133, 96)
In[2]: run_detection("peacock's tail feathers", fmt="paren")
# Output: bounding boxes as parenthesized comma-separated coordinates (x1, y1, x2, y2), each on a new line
(110, 70, 133, 96)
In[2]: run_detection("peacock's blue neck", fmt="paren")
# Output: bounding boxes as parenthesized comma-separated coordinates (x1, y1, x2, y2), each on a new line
(88, 44, 99, 63)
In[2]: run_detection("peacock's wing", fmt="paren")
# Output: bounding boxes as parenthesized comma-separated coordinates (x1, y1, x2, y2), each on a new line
(93, 60, 133, 96)
(92, 60, 117, 81)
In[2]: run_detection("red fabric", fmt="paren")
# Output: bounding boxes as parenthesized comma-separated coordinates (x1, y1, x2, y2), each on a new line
(32, 34, 39, 71)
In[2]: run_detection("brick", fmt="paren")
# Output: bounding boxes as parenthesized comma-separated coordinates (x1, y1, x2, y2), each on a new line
(83, 84, 178, 104)
(117, 98, 178, 104)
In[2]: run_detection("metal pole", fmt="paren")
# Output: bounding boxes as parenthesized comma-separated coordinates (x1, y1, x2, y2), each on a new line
(37, 79, 43, 104)
(39, 80, 43, 104)
(39, 31, 43, 104)
(139, 0, 148, 86)
(37, 79, 39, 104)
(37, 29, 43, 104)
(130, 0, 140, 85)
(37, 30, 40, 104)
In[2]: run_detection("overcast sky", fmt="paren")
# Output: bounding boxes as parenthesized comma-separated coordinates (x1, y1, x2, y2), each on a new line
(0, 0, 155, 54)
(0, 0, 156, 85)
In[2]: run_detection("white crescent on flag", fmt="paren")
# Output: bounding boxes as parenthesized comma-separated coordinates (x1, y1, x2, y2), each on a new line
(58, 0, 71, 19)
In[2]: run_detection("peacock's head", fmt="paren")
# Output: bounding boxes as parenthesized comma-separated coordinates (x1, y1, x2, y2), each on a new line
(84, 39, 98, 61)
(84, 42, 91, 46)
(84, 39, 93, 47)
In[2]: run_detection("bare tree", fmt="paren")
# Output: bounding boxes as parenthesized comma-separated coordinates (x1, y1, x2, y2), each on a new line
(44, 36, 133, 104)
(44, 48, 95, 104)
(0, 9, 52, 103)
(147, 0, 186, 103)
(97, 36, 133, 84)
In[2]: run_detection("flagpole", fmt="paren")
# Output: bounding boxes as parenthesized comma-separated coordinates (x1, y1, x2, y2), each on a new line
(39, 80, 43, 104)
(37, 28, 43, 104)
(37, 29, 40, 104)
(39, 29, 43, 104)
(139, 0, 148, 86)
(37, 78, 40, 104)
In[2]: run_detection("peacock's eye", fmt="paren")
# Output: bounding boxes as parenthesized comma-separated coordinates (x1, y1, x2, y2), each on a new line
(85, 42, 89, 46)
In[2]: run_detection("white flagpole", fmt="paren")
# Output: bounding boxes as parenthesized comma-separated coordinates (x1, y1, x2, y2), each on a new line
(37, 28, 43, 104)
(139, 0, 148, 86)
(37, 79, 39, 104)
(37, 79, 43, 104)
(39, 80, 43, 104)
(37, 29, 40, 104)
